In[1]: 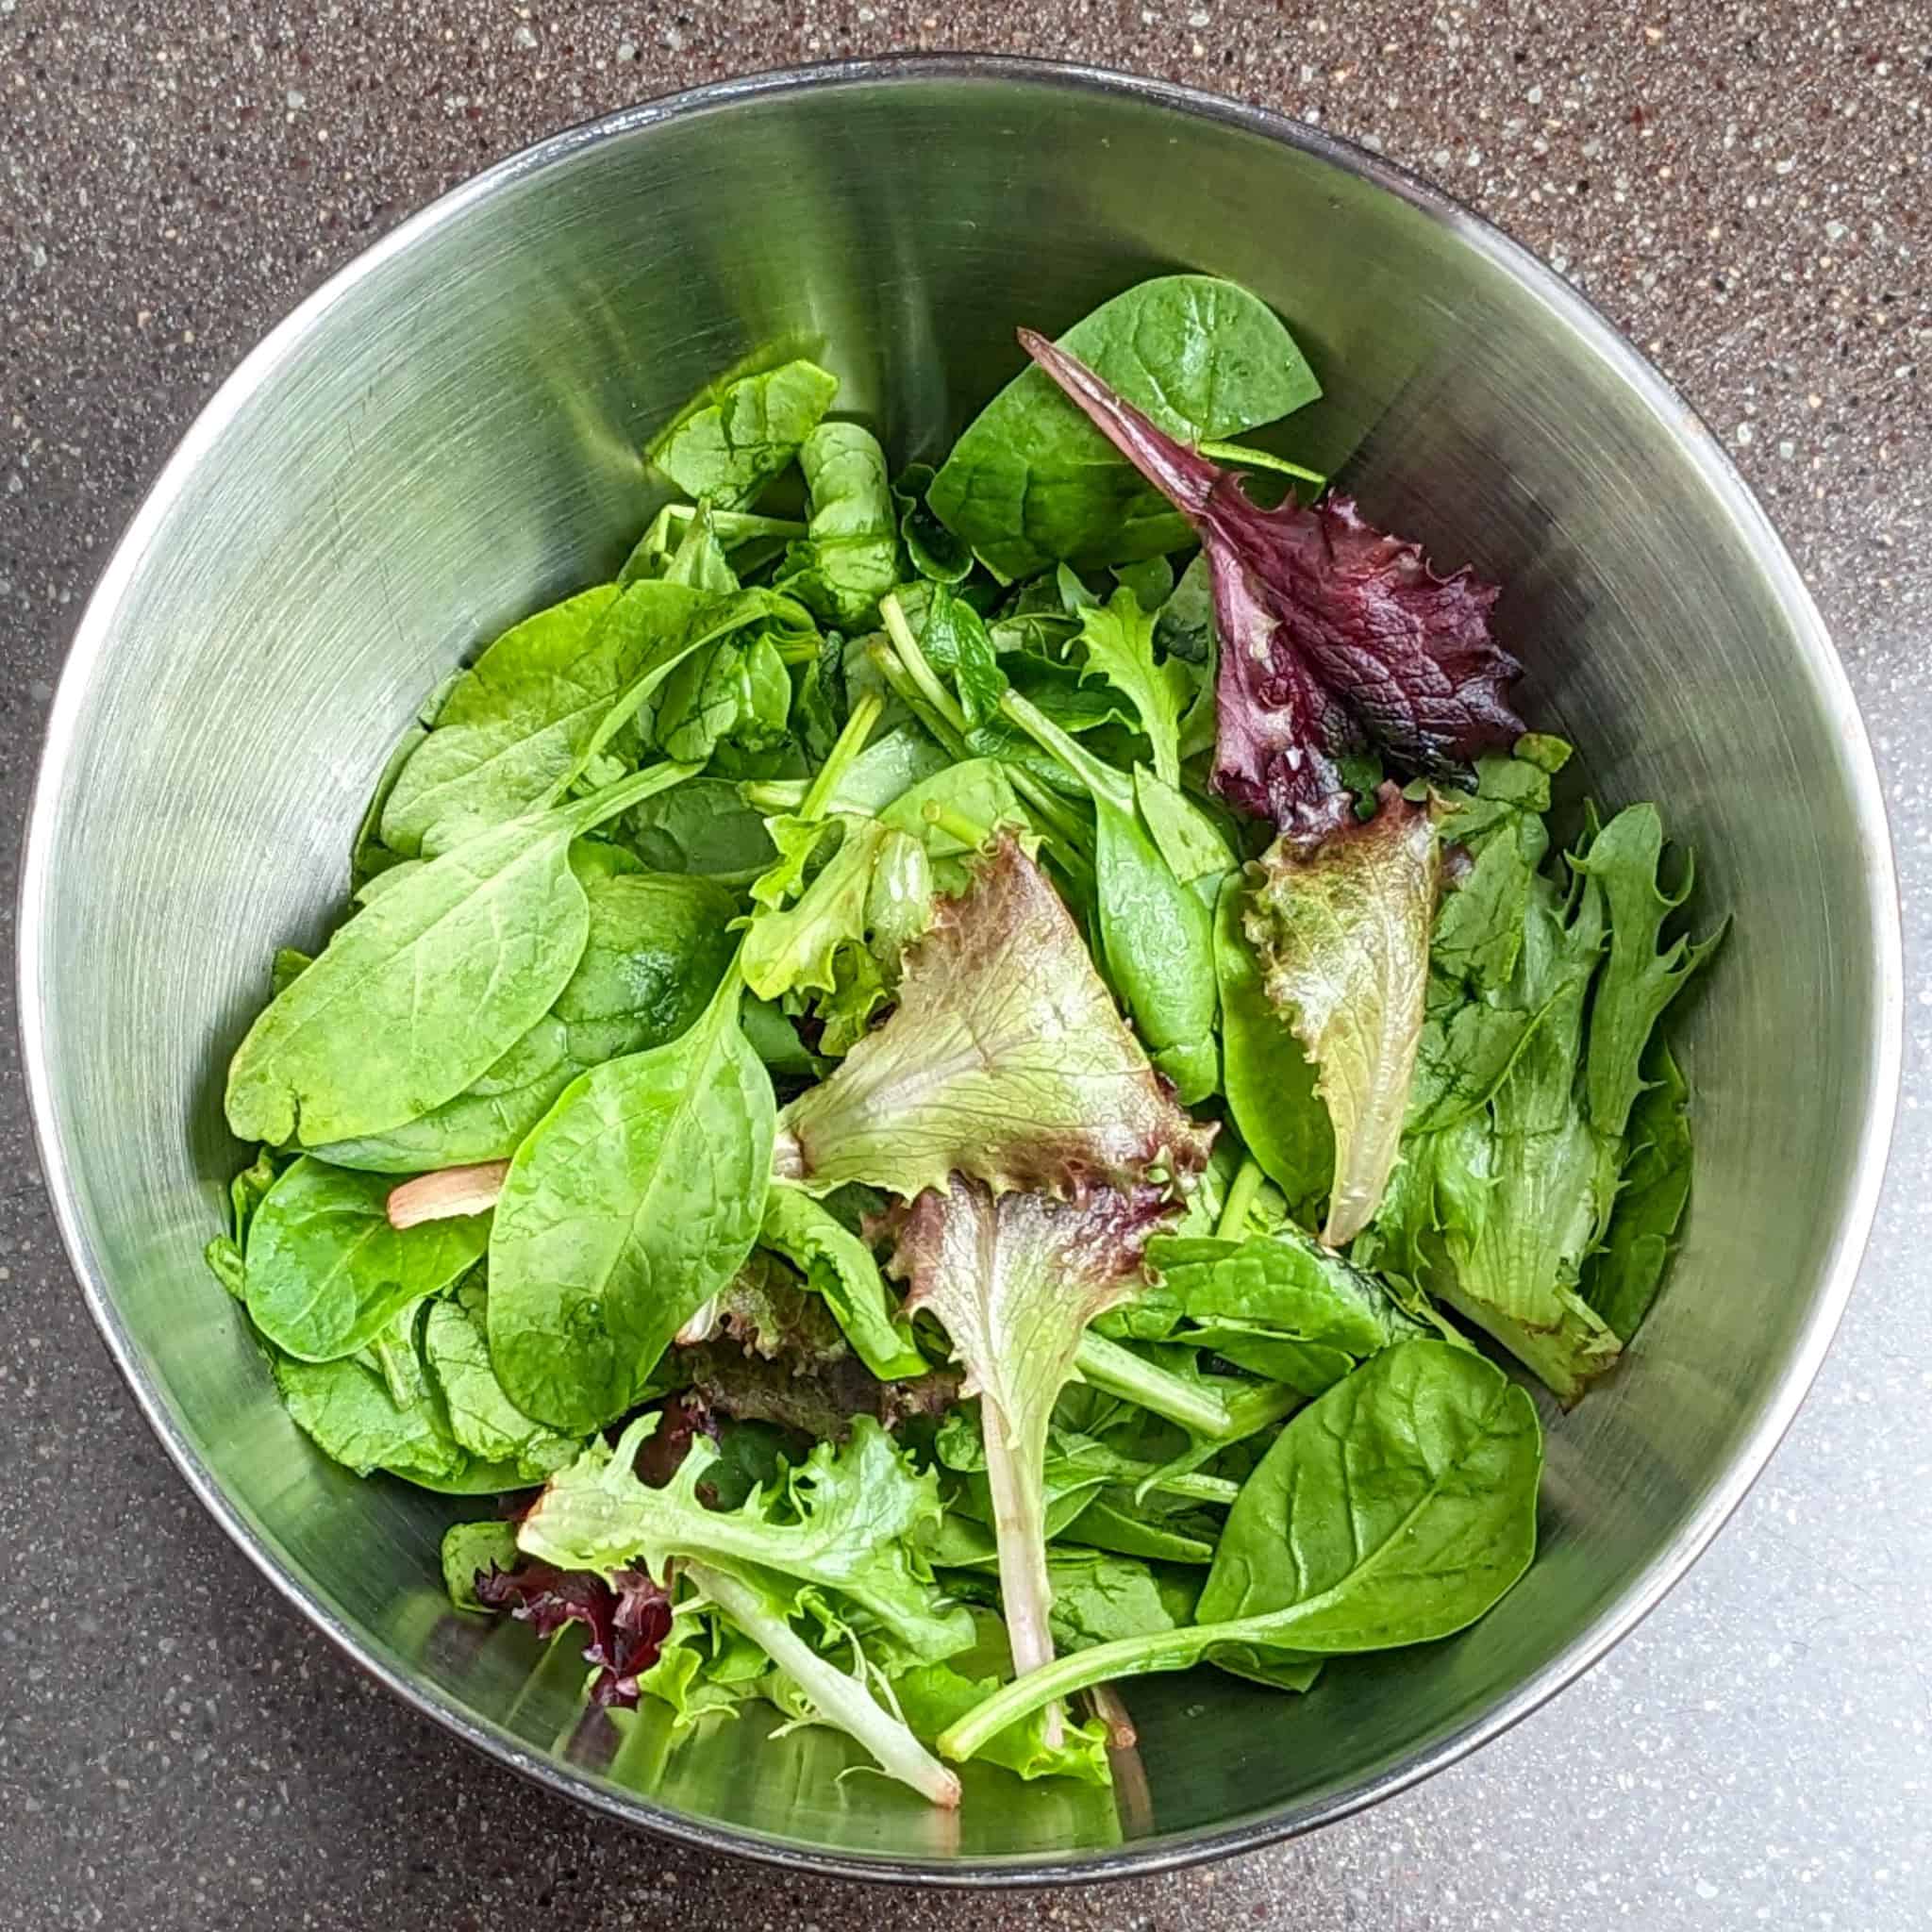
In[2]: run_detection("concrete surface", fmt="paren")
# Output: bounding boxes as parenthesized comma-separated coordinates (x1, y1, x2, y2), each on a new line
(2, 3, 1928, 1927)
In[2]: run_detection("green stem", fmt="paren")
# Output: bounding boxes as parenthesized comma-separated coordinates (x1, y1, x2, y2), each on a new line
(998, 688, 1132, 817)
(1130, 1379, 1302, 1506)
(1195, 440, 1326, 488)
(687, 1560, 960, 1808)
(865, 640, 1094, 897)
(1074, 1332, 1234, 1440)
(1213, 1156, 1265, 1241)
(938, 1614, 1287, 1764)
(882, 599, 1095, 858)
(921, 799, 993, 851)
(865, 641, 975, 761)
(560, 758, 705, 832)
(798, 691, 884, 824)
(741, 778, 808, 812)
(879, 593, 967, 734)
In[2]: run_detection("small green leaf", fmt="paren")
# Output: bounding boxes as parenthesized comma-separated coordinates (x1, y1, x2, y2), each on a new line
(243, 1157, 486, 1361)
(488, 980, 776, 1434)
(646, 357, 838, 508)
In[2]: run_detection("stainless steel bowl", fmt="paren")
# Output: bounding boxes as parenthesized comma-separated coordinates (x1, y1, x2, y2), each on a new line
(19, 58, 1900, 1883)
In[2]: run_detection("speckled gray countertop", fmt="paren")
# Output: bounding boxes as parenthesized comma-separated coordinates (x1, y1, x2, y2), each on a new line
(2, 4, 1928, 1927)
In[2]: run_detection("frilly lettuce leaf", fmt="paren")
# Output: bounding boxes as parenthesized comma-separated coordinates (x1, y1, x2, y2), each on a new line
(774, 834, 1215, 1200)
(1243, 786, 1441, 1242)
(519, 1412, 973, 1664)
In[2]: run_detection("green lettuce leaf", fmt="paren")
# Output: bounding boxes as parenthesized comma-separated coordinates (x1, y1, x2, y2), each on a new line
(774, 835, 1215, 1201)
(1580, 1041, 1694, 1341)
(1244, 786, 1441, 1242)
(1575, 804, 1724, 1138)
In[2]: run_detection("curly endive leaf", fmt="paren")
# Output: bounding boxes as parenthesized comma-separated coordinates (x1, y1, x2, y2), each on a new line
(1244, 786, 1441, 1243)
(774, 834, 1214, 1200)
(520, 1413, 972, 1662)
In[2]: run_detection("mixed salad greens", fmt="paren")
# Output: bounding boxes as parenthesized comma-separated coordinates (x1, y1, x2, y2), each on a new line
(208, 275, 1719, 1808)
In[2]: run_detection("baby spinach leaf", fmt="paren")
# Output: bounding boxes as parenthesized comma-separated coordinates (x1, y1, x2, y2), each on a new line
(892, 461, 974, 584)
(937, 1340, 1541, 1765)
(651, 627, 792, 763)
(645, 357, 838, 508)
(780, 422, 904, 628)
(775, 836, 1213, 1201)
(1214, 874, 1333, 1211)
(225, 763, 695, 1148)
(313, 871, 736, 1172)
(929, 275, 1319, 580)
(1580, 1041, 1694, 1341)
(488, 973, 776, 1434)
(760, 1183, 928, 1381)
(625, 777, 776, 882)
(242, 1156, 487, 1361)
(1112, 554, 1175, 614)
(422, 1276, 585, 1480)
(1194, 1339, 1540, 1646)
(272, 1343, 469, 1486)
(379, 584, 623, 859)
(1145, 1226, 1424, 1357)
(350, 714, 429, 892)
(1244, 788, 1441, 1242)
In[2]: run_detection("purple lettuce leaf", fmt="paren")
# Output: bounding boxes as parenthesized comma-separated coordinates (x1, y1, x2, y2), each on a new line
(1017, 328, 1524, 832)
(474, 1558, 673, 1708)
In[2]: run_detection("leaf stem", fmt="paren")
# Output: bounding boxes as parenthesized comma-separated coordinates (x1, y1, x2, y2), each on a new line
(1213, 1156, 1266, 1240)
(1194, 439, 1327, 488)
(939, 1616, 1278, 1764)
(798, 691, 884, 824)
(879, 594, 967, 734)
(978, 1398, 1064, 1748)
(997, 687, 1133, 817)
(1074, 1331, 1235, 1440)
(880, 602, 1094, 858)
(686, 1560, 960, 1808)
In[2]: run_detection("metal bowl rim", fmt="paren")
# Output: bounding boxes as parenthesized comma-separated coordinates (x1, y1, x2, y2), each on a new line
(17, 52, 1904, 1888)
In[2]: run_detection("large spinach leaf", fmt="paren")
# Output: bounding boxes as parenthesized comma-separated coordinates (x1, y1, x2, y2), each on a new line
(488, 972, 776, 1434)
(242, 1156, 486, 1360)
(928, 275, 1319, 579)
(225, 763, 695, 1148)
(314, 870, 736, 1172)
(937, 1340, 1541, 1764)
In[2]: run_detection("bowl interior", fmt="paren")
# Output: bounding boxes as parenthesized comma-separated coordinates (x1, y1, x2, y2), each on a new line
(21, 63, 1896, 1878)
